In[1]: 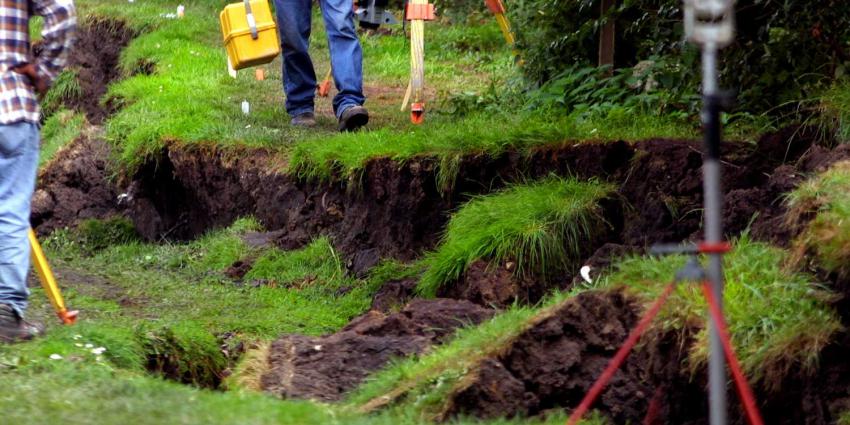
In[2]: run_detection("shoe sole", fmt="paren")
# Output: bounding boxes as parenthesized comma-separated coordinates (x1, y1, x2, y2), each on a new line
(339, 110, 369, 132)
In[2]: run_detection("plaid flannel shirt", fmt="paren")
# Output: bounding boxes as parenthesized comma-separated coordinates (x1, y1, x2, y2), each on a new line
(0, 0, 75, 125)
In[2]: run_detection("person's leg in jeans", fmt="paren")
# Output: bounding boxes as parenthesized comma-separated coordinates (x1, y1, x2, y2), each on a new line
(0, 123, 40, 321)
(320, 0, 366, 119)
(274, 0, 317, 119)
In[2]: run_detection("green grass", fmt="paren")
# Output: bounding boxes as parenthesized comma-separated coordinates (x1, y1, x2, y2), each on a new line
(786, 160, 850, 275)
(820, 81, 850, 142)
(39, 109, 86, 167)
(601, 235, 841, 387)
(291, 108, 697, 183)
(41, 69, 83, 118)
(69, 0, 697, 180)
(245, 236, 348, 288)
(417, 177, 615, 296)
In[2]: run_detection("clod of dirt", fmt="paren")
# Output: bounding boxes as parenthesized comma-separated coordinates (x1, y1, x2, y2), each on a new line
(225, 258, 255, 282)
(443, 290, 687, 423)
(260, 298, 494, 402)
(370, 278, 418, 312)
(31, 136, 123, 234)
(439, 260, 540, 308)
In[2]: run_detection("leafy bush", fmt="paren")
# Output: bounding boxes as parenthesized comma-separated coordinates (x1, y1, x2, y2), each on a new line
(510, 0, 850, 115)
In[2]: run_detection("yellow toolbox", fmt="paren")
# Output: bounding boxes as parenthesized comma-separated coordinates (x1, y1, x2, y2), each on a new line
(220, 0, 281, 70)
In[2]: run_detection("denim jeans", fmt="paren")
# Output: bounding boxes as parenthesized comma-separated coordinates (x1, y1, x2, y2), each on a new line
(274, 0, 366, 119)
(0, 122, 39, 318)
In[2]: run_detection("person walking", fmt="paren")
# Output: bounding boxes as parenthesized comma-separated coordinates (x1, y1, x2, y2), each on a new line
(274, 0, 369, 131)
(0, 0, 76, 343)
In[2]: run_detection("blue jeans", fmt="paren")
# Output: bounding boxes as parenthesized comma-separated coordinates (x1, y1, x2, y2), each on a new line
(0, 122, 39, 318)
(274, 0, 366, 119)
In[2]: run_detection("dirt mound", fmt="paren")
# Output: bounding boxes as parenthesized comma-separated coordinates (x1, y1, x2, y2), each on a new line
(31, 136, 123, 234)
(439, 259, 541, 308)
(260, 298, 494, 402)
(370, 278, 418, 312)
(443, 290, 689, 422)
(65, 18, 136, 123)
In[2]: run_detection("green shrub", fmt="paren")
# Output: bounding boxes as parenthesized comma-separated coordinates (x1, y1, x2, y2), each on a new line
(510, 0, 850, 115)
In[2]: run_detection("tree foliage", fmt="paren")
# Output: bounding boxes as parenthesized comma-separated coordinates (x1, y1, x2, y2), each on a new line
(509, 0, 850, 115)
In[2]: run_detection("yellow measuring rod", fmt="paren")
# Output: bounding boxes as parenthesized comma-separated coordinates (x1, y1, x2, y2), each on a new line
(28, 228, 78, 325)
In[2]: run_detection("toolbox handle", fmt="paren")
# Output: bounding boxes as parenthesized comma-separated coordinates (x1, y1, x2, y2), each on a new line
(243, 0, 259, 40)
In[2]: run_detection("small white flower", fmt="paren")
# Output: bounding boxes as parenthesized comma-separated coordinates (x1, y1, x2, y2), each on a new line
(91, 347, 107, 355)
(74, 343, 83, 348)
(85, 343, 94, 349)
(73, 335, 82, 340)
(49, 354, 63, 360)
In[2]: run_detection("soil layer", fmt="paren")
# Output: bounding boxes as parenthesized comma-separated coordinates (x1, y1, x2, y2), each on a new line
(260, 298, 493, 402)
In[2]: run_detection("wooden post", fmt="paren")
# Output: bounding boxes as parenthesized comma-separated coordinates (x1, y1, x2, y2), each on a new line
(598, 0, 615, 73)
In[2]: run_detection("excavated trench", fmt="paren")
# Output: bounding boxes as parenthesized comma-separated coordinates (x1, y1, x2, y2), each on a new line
(28, 17, 850, 421)
(34, 119, 850, 422)
(31, 18, 136, 234)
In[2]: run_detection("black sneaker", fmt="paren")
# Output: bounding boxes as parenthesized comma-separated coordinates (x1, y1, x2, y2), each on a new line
(291, 112, 316, 128)
(0, 304, 43, 344)
(337, 106, 369, 132)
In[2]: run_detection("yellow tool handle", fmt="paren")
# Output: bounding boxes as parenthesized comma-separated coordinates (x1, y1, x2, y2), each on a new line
(28, 229, 77, 325)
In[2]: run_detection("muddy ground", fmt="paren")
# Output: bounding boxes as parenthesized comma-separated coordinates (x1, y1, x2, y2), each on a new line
(260, 298, 493, 402)
(33, 123, 850, 422)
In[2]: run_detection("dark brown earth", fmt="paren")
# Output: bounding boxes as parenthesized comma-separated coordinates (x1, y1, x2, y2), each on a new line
(260, 298, 493, 402)
(370, 278, 418, 312)
(63, 18, 136, 123)
(438, 259, 540, 308)
(30, 135, 123, 235)
(440, 288, 850, 425)
(35, 125, 844, 274)
(443, 290, 691, 423)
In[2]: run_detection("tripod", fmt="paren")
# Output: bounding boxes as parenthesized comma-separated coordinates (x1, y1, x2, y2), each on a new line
(566, 1, 757, 424)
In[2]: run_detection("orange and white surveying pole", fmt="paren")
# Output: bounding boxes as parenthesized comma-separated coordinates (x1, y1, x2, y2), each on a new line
(401, 0, 435, 124)
(28, 228, 77, 325)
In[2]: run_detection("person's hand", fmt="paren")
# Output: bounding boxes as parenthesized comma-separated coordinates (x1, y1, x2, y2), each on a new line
(12, 64, 48, 96)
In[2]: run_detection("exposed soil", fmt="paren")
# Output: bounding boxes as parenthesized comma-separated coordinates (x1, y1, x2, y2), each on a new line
(31, 135, 123, 234)
(439, 288, 850, 425)
(370, 278, 418, 312)
(260, 298, 493, 402)
(63, 18, 136, 123)
(442, 290, 693, 423)
(115, 127, 835, 263)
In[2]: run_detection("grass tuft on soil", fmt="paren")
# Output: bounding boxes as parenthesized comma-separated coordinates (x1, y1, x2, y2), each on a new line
(417, 176, 614, 296)
(602, 234, 841, 387)
(39, 109, 86, 168)
(348, 288, 582, 416)
(352, 236, 839, 418)
(787, 160, 850, 276)
(290, 108, 696, 183)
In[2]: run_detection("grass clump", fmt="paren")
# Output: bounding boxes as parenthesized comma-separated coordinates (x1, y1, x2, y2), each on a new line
(39, 109, 85, 167)
(245, 236, 347, 288)
(601, 235, 841, 387)
(140, 322, 227, 388)
(72, 217, 140, 254)
(41, 69, 83, 118)
(417, 177, 614, 296)
(787, 161, 850, 275)
(820, 81, 850, 142)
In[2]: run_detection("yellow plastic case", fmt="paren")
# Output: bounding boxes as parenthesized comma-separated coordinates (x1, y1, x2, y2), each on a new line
(220, 0, 281, 70)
